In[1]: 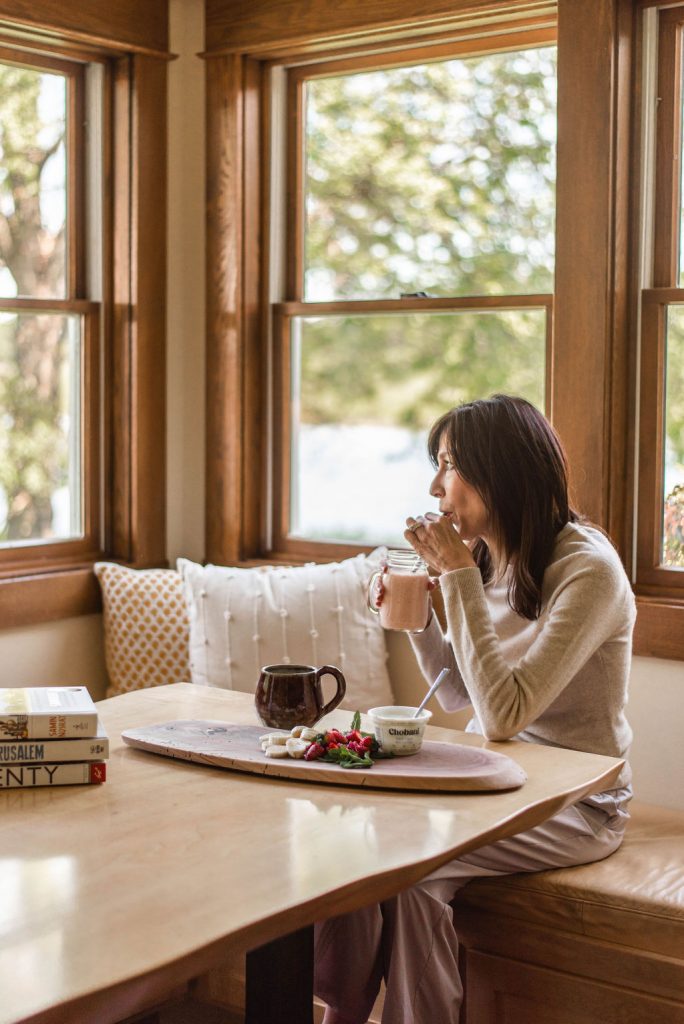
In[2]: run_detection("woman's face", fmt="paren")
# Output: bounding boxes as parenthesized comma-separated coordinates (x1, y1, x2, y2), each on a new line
(429, 435, 490, 544)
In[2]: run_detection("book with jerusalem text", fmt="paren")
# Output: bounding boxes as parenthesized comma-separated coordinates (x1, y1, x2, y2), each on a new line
(0, 761, 106, 789)
(0, 724, 109, 765)
(0, 687, 98, 741)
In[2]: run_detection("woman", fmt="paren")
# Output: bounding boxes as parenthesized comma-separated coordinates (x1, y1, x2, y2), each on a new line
(315, 395, 634, 1024)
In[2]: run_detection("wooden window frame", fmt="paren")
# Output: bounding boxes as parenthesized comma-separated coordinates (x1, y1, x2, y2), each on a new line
(0, 36, 168, 628)
(273, 297, 553, 560)
(0, 51, 94, 570)
(631, 3, 684, 656)
(207, 0, 684, 658)
(275, 29, 557, 561)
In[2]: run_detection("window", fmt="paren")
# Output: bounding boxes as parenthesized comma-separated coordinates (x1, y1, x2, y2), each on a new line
(0, 30, 168, 626)
(273, 33, 557, 554)
(209, 1, 678, 650)
(0, 51, 100, 569)
(636, 5, 684, 596)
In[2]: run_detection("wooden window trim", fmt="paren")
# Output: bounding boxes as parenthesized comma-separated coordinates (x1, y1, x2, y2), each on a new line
(652, 7, 683, 287)
(204, 0, 557, 59)
(631, 6, 684, 656)
(274, 34, 557, 560)
(0, 300, 100, 574)
(205, 3, 610, 563)
(635, 288, 684, 598)
(284, 25, 557, 82)
(272, 298, 553, 561)
(0, 43, 168, 627)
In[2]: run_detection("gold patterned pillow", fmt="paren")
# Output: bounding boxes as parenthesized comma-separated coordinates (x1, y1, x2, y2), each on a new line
(94, 562, 190, 697)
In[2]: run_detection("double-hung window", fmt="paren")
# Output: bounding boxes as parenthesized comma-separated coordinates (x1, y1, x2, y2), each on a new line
(270, 30, 557, 557)
(0, 32, 168, 625)
(637, 5, 684, 597)
(0, 49, 101, 574)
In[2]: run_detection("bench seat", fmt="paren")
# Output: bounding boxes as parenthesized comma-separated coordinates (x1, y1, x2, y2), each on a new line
(453, 801, 684, 1023)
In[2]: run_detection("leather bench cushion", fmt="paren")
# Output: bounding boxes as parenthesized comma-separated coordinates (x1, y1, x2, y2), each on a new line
(453, 802, 684, 958)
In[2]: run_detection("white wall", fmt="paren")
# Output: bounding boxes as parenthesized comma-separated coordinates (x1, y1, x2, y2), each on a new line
(628, 657, 684, 810)
(0, 616, 107, 698)
(0, 0, 681, 814)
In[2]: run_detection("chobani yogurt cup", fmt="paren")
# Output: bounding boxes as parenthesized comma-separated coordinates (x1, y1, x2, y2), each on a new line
(368, 705, 432, 756)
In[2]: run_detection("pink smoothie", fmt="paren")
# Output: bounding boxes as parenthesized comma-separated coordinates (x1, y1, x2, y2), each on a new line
(379, 569, 429, 632)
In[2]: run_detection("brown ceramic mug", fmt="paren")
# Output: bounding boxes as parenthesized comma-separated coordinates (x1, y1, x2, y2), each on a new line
(255, 664, 347, 729)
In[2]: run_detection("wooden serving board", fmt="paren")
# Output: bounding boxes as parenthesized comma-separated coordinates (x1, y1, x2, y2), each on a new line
(121, 720, 527, 792)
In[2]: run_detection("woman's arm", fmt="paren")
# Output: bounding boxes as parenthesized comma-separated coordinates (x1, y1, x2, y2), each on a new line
(440, 562, 635, 740)
(407, 614, 472, 712)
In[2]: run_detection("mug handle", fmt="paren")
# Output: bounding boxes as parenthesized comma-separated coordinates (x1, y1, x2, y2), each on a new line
(316, 665, 347, 717)
(367, 570, 383, 615)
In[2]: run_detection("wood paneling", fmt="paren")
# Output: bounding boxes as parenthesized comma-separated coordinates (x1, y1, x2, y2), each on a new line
(552, 0, 629, 527)
(652, 7, 683, 287)
(205, 54, 246, 565)
(633, 598, 684, 659)
(607, 0, 636, 557)
(205, 0, 555, 57)
(110, 56, 133, 562)
(109, 55, 168, 569)
(131, 55, 168, 567)
(0, 0, 168, 57)
(465, 948, 684, 1024)
(240, 58, 266, 559)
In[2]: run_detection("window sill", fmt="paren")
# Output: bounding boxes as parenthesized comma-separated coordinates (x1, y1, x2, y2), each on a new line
(633, 596, 684, 661)
(0, 566, 102, 629)
(0, 557, 169, 630)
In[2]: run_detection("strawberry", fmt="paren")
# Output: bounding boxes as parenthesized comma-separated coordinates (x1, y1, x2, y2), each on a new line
(305, 742, 324, 761)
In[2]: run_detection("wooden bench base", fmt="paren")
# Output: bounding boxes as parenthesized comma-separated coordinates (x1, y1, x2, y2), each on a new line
(455, 801, 684, 1024)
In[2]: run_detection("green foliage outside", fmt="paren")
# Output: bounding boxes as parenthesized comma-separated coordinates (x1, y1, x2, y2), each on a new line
(299, 48, 555, 435)
(0, 63, 70, 542)
(298, 308, 545, 431)
(304, 49, 557, 301)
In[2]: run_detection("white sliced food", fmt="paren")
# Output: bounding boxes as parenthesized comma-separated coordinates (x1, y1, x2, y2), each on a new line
(264, 744, 290, 758)
(299, 727, 319, 741)
(285, 737, 309, 759)
(259, 732, 289, 745)
(290, 725, 305, 738)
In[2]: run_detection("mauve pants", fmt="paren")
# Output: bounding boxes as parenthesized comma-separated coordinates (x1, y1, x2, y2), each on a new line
(314, 800, 627, 1024)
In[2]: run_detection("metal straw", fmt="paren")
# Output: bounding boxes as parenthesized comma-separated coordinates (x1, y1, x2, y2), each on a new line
(413, 667, 449, 717)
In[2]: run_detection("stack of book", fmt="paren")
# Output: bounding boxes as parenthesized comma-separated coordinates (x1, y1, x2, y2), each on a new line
(0, 686, 108, 789)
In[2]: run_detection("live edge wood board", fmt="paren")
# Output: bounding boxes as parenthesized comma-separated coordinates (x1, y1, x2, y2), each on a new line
(121, 720, 528, 792)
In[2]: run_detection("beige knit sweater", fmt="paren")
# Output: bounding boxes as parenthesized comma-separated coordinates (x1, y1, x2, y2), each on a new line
(409, 522, 635, 790)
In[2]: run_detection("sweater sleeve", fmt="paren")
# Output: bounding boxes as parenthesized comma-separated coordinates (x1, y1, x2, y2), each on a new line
(407, 613, 472, 712)
(440, 561, 634, 741)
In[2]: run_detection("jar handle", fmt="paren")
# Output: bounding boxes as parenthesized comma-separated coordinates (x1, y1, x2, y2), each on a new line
(367, 569, 383, 615)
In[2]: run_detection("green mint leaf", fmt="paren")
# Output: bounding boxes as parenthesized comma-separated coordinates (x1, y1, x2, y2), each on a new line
(351, 710, 361, 732)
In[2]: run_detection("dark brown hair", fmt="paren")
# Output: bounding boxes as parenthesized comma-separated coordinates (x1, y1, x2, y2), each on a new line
(428, 394, 579, 620)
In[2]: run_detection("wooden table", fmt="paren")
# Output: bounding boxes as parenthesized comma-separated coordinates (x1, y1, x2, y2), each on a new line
(0, 684, 625, 1024)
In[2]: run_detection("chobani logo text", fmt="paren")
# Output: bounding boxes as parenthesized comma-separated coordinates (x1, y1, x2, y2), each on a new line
(388, 727, 420, 736)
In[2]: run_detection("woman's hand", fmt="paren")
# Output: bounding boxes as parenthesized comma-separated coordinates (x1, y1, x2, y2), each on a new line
(370, 566, 386, 609)
(371, 561, 439, 609)
(404, 513, 477, 574)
